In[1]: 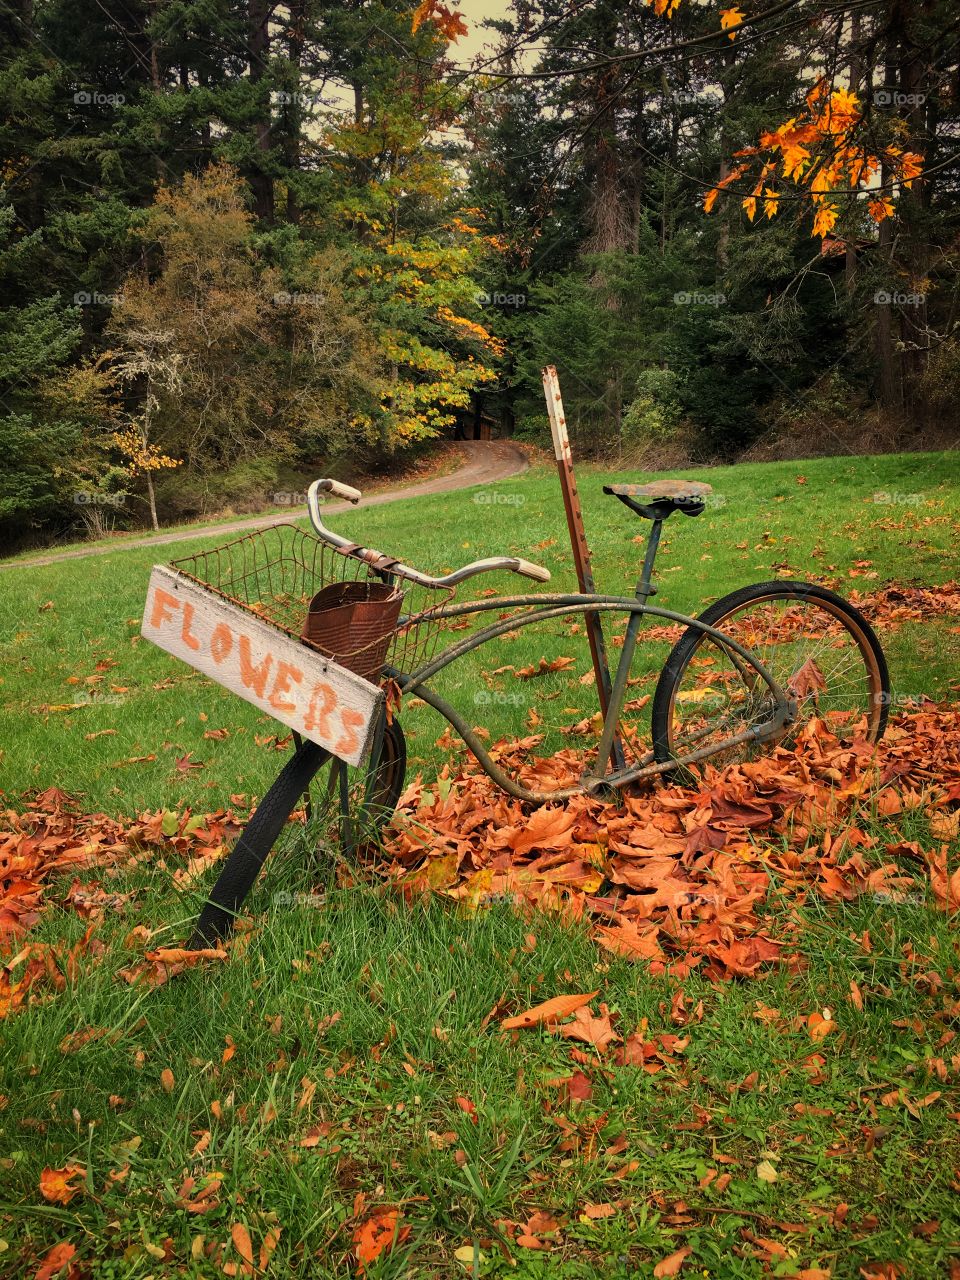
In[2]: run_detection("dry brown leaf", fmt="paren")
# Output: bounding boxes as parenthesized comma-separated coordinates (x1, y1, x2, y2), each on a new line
(501, 990, 599, 1030)
(34, 1242, 77, 1280)
(39, 1164, 85, 1205)
(654, 1246, 692, 1277)
(231, 1222, 254, 1267)
(353, 1209, 409, 1273)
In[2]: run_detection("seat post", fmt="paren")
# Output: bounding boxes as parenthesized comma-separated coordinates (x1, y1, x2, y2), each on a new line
(637, 519, 663, 600)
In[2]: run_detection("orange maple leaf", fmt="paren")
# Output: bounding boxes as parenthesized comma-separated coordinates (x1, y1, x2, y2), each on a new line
(868, 196, 895, 223)
(34, 1242, 77, 1280)
(720, 7, 743, 39)
(411, 0, 467, 42)
(812, 202, 839, 238)
(40, 1164, 85, 1205)
(353, 1209, 409, 1273)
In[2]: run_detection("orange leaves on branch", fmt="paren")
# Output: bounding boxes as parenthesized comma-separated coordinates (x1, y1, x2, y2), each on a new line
(869, 197, 896, 224)
(644, 0, 683, 17)
(812, 203, 839, 239)
(702, 74, 924, 235)
(411, 0, 468, 43)
(111, 426, 181, 476)
(719, 7, 743, 39)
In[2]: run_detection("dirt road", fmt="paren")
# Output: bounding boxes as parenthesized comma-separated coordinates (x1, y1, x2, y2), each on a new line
(4, 440, 529, 571)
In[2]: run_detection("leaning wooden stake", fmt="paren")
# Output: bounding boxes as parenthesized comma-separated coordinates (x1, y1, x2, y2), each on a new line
(542, 366, 626, 774)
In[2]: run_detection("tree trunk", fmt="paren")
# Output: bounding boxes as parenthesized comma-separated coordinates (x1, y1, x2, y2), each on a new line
(248, 0, 274, 222)
(284, 0, 306, 223)
(897, 18, 934, 415)
(844, 12, 863, 295)
(146, 470, 159, 532)
(876, 195, 902, 413)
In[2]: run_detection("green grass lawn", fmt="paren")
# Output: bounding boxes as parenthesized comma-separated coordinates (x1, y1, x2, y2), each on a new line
(2, 450, 959, 815)
(2, 451, 960, 1278)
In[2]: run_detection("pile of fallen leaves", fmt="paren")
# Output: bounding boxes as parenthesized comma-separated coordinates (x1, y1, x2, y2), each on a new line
(4, 705, 960, 1010)
(382, 705, 960, 980)
(0, 790, 244, 1017)
(851, 578, 960, 626)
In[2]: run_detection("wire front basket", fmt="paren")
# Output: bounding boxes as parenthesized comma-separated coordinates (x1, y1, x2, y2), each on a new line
(167, 524, 454, 682)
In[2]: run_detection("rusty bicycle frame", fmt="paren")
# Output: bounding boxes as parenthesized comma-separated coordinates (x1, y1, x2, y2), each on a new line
(378, 546, 794, 806)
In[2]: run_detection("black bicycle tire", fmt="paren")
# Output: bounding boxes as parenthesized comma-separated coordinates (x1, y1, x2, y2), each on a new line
(362, 717, 407, 830)
(187, 738, 329, 947)
(650, 580, 890, 768)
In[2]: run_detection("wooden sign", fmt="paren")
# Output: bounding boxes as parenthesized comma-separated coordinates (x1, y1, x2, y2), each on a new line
(141, 565, 384, 767)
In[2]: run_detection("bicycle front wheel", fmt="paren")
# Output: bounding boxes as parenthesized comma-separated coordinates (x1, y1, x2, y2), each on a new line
(651, 581, 889, 773)
(318, 715, 407, 847)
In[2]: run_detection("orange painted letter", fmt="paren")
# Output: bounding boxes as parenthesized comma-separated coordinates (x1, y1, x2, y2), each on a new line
(238, 635, 273, 698)
(180, 601, 202, 652)
(335, 708, 365, 759)
(210, 622, 233, 663)
(268, 661, 303, 713)
(149, 587, 180, 629)
(303, 681, 337, 738)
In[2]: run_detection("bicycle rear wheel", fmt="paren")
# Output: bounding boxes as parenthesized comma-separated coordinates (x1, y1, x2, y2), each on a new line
(651, 581, 889, 774)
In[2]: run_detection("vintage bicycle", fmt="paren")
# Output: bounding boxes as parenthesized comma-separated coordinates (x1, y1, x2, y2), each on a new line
(142, 470, 889, 948)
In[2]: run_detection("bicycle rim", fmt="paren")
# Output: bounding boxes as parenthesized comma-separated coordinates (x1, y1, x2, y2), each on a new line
(654, 583, 888, 771)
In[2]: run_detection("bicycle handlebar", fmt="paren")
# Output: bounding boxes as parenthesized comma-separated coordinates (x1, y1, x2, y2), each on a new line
(313, 477, 362, 504)
(306, 478, 551, 588)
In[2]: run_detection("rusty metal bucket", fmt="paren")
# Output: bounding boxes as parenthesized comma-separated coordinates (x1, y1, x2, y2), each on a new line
(301, 580, 403, 683)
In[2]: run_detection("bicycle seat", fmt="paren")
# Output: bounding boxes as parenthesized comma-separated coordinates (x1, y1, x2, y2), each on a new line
(603, 479, 713, 520)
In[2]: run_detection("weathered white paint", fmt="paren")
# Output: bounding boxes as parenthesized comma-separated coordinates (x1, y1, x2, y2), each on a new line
(142, 565, 384, 766)
(542, 365, 572, 463)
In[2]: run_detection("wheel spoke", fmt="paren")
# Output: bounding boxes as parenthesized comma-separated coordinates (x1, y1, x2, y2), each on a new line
(662, 589, 886, 771)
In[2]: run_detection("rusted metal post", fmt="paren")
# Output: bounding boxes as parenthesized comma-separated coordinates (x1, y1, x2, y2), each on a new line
(542, 366, 626, 774)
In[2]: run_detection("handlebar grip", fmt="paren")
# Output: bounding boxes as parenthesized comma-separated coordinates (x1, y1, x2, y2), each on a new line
(316, 478, 362, 503)
(514, 558, 551, 583)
